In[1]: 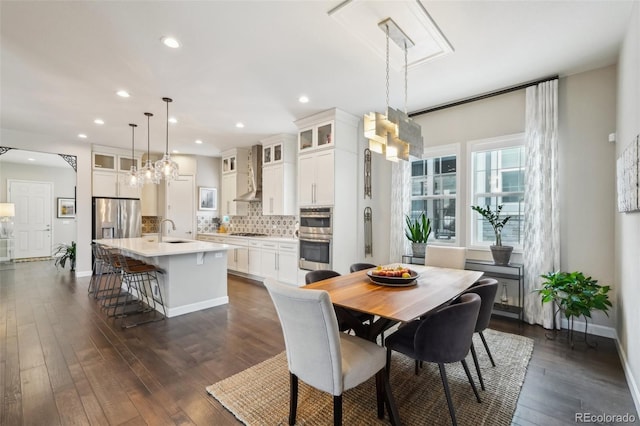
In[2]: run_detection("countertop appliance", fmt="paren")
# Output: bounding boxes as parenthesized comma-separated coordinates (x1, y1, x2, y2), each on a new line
(92, 197, 142, 240)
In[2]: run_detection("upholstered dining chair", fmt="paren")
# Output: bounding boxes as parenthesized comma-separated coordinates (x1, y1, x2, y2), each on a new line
(425, 246, 467, 270)
(385, 293, 482, 426)
(264, 278, 400, 426)
(462, 278, 499, 390)
(349, 262, 377, 273)
(305, 269, 341, 284)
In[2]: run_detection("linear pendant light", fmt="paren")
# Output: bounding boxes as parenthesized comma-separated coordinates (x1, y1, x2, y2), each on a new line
(154, 97, 179, 180)
(139, 112, 160, 185)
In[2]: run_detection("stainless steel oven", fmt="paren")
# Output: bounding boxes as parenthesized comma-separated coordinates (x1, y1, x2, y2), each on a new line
(299, 234, 332, 271)
(299, 207, 333, 270)
(299, 207, 332, 236)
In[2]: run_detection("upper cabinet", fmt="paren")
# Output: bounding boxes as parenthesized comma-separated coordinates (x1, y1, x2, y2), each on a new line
(220, 148, 249, 216)
(261, 134, 297, 215)
(298, 121, 334, 153)
(92, 147, 141, 198)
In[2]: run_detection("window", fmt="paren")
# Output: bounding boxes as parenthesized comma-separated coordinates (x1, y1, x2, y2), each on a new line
(410, 153, 457, 242)
(470, 135, 525, 248)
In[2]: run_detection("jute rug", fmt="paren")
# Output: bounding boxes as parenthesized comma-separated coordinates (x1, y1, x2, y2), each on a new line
(206, 329, 533, 425)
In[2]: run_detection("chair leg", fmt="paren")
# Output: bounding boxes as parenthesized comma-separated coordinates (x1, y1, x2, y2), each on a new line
(479, 331, 496, 367)
(333, 395, 342, 426)
(289, 373, 298, 426)
(438, 363, 457, 426)
(461, 359, 482, 403)
(386, 347, 392, 379)
(375, 369, 385, 419)
(415, 359, 420, 375)
(470, 342, 485, 391)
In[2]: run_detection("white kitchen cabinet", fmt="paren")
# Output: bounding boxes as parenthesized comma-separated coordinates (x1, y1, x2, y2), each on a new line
(262, 134, 297, 215)
(298, 150, 334, 206)
(92, 149, 142, 198)
(277, 242, 299, 285)
(93, 152, 116, 170)
(298, 121, 333, 153)
(260, 241, 278, 280)
(248, 241, 262, 276)
(220, 148, 249, 216)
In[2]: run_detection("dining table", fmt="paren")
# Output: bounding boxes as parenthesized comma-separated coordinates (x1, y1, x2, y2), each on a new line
(304, 265, 484, 341)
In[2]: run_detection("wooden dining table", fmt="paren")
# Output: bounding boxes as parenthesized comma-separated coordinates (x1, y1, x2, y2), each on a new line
(304, 265, 484, 341)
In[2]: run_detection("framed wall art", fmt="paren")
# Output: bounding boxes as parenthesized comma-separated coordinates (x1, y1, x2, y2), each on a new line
(199, 187, 217, 211)
(57, 198, 76, 218)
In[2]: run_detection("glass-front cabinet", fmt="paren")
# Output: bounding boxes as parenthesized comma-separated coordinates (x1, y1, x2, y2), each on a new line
(222, 155, 237, 174)
(263, 142, 286, 165)
(92, 152, 116, 170)
(298, 121, 334, 153)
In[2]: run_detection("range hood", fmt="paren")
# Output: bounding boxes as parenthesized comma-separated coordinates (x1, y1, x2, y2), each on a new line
(234, 145, 262, 202)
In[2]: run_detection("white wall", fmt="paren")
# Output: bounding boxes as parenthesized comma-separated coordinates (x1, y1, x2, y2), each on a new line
(195, 155, 222, 217)
(616, 1, 640, 410)
(0, 161, 77, 247)
(1, 128, 93, 275)
(558, 65, 617, 330)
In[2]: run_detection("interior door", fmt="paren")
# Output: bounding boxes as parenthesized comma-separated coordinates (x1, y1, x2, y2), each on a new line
(9, 180, 53, 258)
(165, 175, 195, 239)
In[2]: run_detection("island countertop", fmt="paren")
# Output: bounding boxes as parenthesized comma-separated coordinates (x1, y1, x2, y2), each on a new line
(96, 237, 235, 257)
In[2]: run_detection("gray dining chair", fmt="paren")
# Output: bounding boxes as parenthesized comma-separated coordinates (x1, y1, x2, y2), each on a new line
(385, 292, 482, 426)
(425, 246, 467, 269)
(264, 278, 399, 426)
(350, 262, 377, 273)
(463, 278, 499, 390)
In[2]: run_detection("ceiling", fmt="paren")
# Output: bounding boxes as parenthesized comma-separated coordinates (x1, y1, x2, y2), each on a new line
(0, 1, 635, 158)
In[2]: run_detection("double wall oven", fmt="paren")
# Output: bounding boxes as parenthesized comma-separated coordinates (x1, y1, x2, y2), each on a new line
(298, 207, 332, 271)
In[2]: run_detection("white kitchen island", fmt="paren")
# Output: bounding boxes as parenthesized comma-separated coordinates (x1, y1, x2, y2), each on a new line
(97, 237, 235, 318)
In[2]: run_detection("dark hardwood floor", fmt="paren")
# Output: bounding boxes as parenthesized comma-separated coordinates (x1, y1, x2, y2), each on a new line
(0, 261, 636, 425)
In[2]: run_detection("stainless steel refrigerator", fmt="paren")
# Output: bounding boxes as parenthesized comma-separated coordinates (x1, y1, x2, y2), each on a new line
(92, 197, 142, 240)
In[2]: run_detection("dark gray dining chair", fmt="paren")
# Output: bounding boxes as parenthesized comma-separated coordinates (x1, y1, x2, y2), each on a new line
(305, 269, 341, 284)
(264, 278, 399, 425)
(463, 278, 499, 390)
(385, 293, 482, 426)
(349, 262, 377, 273)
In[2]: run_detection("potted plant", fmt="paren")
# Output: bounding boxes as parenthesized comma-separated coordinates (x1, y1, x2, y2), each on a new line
(53, 241, 76, 271)
(471, 204, 513, 265)
(405, 212, 431, 258)
(536, 271, 612, 347)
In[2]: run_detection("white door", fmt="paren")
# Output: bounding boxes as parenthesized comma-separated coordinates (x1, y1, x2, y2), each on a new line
(165, 175, 195, 239)
(9, 180, 53, 259)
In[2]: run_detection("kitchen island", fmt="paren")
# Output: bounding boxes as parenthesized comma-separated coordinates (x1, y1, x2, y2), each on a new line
(97, 237, 235, 318)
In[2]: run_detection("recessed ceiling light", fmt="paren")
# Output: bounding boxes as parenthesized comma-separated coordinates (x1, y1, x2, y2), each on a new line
(235, 122, 245, 128)
(195, 139, 203, 144)
(172, 149, 179, 154)
(168, 117, 177, 124)
(299, 95, 310, 103)
(162, 37, 181, 49)
(116, 90, 130, 98)
(78, 133, 88, 139)
(28, 158, 35, 162)
(94, 118, 104, 125)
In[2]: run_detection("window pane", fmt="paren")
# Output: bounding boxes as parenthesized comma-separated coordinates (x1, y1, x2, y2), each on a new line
(411, 160, 424, 177)
(411, 179, 425, 197)
(441, 156, 456, 173)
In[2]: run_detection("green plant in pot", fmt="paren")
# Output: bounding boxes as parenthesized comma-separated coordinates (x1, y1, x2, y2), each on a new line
(536, 271, 612, 348)
(405, 212, 431, 258)
(471, 204, 513, 265)
(53, 241, 76, 271)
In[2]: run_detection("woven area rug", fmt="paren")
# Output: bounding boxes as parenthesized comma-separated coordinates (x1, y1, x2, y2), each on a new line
(206, 329, 533, 425)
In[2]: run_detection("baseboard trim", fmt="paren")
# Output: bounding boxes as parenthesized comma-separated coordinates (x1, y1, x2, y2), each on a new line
(615, 333, 640, 416)
(75, 270, 92, 278)
(559, 318, 616, 339)
(166, 296, 229, 318)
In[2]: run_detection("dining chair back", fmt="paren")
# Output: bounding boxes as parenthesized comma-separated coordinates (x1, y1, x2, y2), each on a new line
(350, 263, 377, 273)
(305, 269, 341, 285)
(385, 292, 481, 426)
(462, 278, 499, 390)
(264, 278, 399, 425)
(424, 246, 467, 270)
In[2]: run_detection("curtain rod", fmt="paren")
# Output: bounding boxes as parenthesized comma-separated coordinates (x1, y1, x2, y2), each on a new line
(409, 75, 559, 117)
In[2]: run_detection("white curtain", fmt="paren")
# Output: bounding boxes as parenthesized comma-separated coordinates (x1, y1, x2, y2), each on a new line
(523, 79, 560, 329)
(390, 160, 411, 262)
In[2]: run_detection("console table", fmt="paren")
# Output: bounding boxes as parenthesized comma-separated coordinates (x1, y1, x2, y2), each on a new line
(0, 237, 15, 270)
(401, 255, 525, 321)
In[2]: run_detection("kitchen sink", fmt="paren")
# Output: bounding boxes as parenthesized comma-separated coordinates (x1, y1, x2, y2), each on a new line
(163, 240, 191, 244)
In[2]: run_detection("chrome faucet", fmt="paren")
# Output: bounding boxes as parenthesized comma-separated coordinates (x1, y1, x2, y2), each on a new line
(158, 219, 176, 243)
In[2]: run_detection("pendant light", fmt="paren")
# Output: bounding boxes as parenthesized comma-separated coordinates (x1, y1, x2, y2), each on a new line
(363, 18, 423, 162)
(154, 97, 179, 180)
(126, 123, 141, 187)
(139, 112, 160, 185)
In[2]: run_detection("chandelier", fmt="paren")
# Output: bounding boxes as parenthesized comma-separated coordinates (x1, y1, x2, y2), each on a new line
(154, 97, 179, 180)
(125, 123, 141, 187)
(364, 18, 423, 162)
(138, 112, 160, 185)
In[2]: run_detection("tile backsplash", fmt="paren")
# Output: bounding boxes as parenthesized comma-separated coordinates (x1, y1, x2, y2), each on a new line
(142, 216, 161, 234)
(197, 201, 297, 237)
